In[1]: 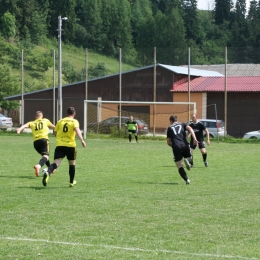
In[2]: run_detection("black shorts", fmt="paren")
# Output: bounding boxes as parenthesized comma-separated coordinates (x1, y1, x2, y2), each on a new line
(172, 144, 191, 162)
(190, 140, 205, 150)
(34, 139, 49, 156)
(54, 146, 77, 161)
(127, 130, 137, 134)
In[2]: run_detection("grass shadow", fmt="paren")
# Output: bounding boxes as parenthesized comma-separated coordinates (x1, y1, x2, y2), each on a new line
(17, 186, 67, 190)
(135, 181, 178, 185)
(0, 175, 35, 179)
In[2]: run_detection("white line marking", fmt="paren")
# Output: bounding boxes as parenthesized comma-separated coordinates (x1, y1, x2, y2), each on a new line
(0, 236, 259, 260)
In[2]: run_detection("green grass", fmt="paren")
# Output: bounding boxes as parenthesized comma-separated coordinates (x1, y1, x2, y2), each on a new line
(0, 134, 259, 260)
(4, 37, 137, 85)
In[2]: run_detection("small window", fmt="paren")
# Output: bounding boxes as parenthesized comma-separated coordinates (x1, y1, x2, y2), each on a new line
(208, 122, 216, 128)
(113, 118, 119, 123)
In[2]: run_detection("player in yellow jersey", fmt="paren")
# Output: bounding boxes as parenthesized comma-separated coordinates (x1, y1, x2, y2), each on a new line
(16, 111, 55, 177)
(42, 107, 86, 187)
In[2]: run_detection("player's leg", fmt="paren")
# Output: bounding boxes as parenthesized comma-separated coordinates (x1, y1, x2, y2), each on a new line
(42, 147, 64, 186)
(134, 130, 138, 143)
(175, 160, 190, 184)
(189, 142, 196, 167)
(173, 148, 190, 184)
(67, 147, 77, 187)
(128, 130, 132, 143)
(33, 139, 49, 177)
(183, 144, 193, 169)
(200, 146, 208, 167)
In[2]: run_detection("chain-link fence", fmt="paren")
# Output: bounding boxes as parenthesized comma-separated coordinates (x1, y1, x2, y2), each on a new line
(3, 46, 260, 137)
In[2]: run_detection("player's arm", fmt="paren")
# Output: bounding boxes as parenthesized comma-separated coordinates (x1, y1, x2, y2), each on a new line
(49, 123, 55, 129)
(135, 123, 138, 133)
(186, 123, 192, 139)
(166, 127, 172, 147)
(204, 128, 210, 145)
(186, 125, 199, 145)
(75, 127, 86, 147)
(16, 122, 30, 134)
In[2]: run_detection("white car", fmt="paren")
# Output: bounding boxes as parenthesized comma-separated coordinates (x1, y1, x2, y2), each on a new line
(0, 113, 13, 129)
(197, 119, 225, 138)
(243, 130, 260, 139)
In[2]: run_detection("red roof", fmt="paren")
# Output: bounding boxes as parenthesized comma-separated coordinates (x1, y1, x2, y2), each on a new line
(171, 76, 260, 92)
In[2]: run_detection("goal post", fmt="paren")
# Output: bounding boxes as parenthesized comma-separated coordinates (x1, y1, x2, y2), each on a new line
(83, 100, 196, 139)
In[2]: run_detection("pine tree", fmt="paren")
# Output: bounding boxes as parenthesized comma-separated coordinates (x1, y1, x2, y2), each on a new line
(214, 0, 233, 24)
(182, 0, 201, 44)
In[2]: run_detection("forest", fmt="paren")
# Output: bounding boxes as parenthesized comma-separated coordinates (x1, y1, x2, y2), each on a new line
(1, 0, 260, 110)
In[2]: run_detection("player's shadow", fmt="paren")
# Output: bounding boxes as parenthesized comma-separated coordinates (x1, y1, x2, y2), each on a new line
(17, 186, 67, 190)
(135, 181, 178, 185)
(0, 175, 35, 179)
(159, 182, 178, 185)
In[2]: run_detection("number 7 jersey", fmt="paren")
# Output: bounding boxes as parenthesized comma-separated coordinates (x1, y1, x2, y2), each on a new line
(55, 117, 79, 147)
(29, 118, 52, 141)
(166, 122, 189, 146)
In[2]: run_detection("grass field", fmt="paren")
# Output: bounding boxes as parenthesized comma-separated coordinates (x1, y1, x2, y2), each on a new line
(0, 134, 259, 260)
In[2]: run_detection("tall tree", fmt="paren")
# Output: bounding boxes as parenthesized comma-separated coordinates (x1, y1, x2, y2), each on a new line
(1, 11, 16, 40)
(100, 0, 133, 57)
(75, 0, 103, 50)
(131, 0, 153, 46)
(131, 0, 155, 65)
(214, 0, 233, 24)
(0, 64, 20, 110)
(228, 0, 249, 62)
(154, 7, 187, 64)
(150, 0, 181, 14)
(182, 0, 201, 44)
(48, 0, 77, 42)
(246, 0, 260, 62)
(12, 0, 49, 43)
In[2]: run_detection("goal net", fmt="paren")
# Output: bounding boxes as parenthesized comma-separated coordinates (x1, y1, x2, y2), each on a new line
(83, 100, 196, 138)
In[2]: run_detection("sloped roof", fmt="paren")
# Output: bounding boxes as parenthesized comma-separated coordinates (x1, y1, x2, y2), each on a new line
(159, 64, 223, 76)
(181, 64, 260, 76)
(171, 76, 260, 92)
(4, 63, 224, 100)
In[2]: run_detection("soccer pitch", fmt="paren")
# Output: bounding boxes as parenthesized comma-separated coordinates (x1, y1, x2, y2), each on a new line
(0, 135, 259, 260)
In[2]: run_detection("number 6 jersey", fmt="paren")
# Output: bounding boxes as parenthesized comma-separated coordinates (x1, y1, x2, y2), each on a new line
(54, 117, 80, 147)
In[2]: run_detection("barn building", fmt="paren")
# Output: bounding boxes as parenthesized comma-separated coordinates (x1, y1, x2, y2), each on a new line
(5, 64, 260, 137)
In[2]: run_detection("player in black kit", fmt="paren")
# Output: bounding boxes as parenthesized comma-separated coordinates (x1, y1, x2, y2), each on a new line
(188, 113, 210, 167)
(167, 115, 198, 184)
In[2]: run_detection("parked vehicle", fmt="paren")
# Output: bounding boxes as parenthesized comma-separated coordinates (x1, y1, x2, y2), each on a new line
(0, 114, 13, 129)
(87, 116, 149, 134)
(243, 130, 260, 139)
(197, 119, 225, 138)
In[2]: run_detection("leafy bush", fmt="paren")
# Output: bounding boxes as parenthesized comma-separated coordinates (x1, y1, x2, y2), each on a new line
(109, 126, 126, 138)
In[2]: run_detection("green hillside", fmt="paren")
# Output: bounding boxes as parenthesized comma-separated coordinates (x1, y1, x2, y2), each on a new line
(1, 37, 137, 94)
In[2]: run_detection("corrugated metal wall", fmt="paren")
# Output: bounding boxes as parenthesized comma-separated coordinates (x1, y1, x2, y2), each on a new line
(207, 92, 260, 137)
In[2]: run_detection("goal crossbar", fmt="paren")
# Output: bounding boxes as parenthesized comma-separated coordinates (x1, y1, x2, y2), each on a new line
(83, 100, 196, 139)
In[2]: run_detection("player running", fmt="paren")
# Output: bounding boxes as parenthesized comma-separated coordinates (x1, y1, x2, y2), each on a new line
(41, 107, 86, 187)
(16, 111, 55, 177)
(167, 115, 198, 184)
(188, 113, 210, 167)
